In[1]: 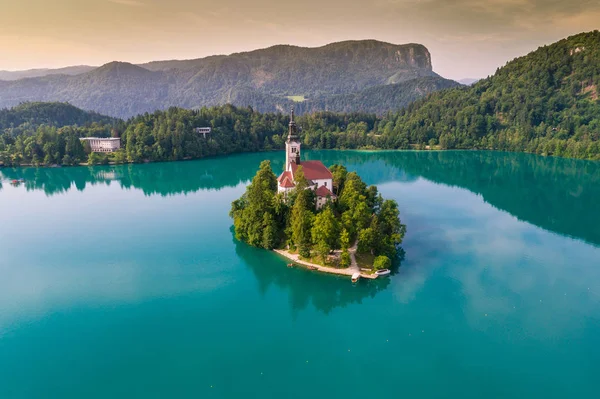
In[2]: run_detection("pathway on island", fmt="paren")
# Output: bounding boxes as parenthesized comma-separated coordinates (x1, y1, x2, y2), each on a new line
(348, 240, 359, 271)
(273, 243, 376, 279)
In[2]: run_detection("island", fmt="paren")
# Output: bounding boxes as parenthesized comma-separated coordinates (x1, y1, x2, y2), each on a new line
(230, 109, 406, 278)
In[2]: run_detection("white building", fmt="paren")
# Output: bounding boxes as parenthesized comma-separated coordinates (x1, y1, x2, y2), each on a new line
(277, 109, 336, 209)
(80, 137, 121, 153)
(194, 127, 212, 138)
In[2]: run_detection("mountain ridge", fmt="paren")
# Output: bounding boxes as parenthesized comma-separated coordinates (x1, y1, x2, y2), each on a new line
(0, 40, 451, 118)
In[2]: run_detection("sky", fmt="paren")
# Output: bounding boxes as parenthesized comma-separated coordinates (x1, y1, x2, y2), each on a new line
(0, 0, 598, 80)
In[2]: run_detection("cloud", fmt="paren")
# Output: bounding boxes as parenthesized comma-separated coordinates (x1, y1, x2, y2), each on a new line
(378, 0, 600, 35)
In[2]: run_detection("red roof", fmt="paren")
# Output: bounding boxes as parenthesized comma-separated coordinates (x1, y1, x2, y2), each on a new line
(281, 177, 295, 188)
(291, 161, 333, 181)
(278, 171, 292, 183)
(278, 171, 296, 188)
(315, 185, 334, 197)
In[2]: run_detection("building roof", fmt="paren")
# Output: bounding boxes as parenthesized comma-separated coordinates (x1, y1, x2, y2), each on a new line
(291, 160, 333, 181)
(79, 137, 120, 141)
(281, 176, 295, 188)
(278, 171, 293, 183)
(315, 185, 335, 197)
(278, 171, 296, 189)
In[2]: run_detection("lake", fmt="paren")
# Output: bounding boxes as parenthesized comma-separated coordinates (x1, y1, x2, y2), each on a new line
(1, 150, 599, 398)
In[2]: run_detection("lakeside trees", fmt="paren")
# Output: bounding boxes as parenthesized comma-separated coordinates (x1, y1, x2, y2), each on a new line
(4, 30, 600, 169)
(230, 162, 406, 269)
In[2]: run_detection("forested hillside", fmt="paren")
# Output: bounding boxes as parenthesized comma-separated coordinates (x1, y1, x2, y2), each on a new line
(0, 103, 120, 166)
(0, 40, 449, 118)
(291, 77, 460, 115)
(2, 31, 599, 169)
(0, 103, 376, 166)
(0, 66, 95, 81)
(369, 31, 600, 159)
(0, 102, 115, 131)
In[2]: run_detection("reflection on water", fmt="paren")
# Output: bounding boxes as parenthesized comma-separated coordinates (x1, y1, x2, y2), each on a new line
(1, 150, 600, 398)
(2, 150, 599, 246)
(233, 232, 391, 315)
(0, 152, 284, 197)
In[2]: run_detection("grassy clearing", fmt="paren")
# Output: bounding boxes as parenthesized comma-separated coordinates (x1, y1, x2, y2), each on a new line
(299, 252, 345, 269)
(355, 252, 376, 270)
(286, 95, 306, 102)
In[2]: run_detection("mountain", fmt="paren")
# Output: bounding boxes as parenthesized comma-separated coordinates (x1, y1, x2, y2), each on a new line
(294, 76, 461, 114)
(372, 31, 600, 160)
(0, 41, 452, 118)
(0, 66, 95, 81)
(457, 78, 479, 85)
(0, 102, 116, 131)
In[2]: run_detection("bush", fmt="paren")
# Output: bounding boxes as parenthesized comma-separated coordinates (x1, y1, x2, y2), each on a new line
(373, 255, 391, 271)
(340, 250, 351, 268)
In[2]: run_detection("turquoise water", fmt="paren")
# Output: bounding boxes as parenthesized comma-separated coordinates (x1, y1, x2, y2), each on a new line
(1, 150, 599, 398)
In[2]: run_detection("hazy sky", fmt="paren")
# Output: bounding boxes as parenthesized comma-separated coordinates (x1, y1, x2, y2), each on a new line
(0, 0, 598, 79)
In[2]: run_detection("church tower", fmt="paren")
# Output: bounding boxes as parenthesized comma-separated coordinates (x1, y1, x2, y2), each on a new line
(285, 107, 301, 171)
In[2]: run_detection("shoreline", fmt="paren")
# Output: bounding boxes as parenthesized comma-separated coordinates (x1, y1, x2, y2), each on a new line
(273, 249, 378, 280)
(3, 149, 597, 171)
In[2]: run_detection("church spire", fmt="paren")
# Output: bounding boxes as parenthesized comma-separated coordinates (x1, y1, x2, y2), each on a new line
(285, 106, 301, 168)
(287, 106, 298, 141)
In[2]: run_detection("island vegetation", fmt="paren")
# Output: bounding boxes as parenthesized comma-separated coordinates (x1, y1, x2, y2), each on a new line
(229, 161, 406, 271)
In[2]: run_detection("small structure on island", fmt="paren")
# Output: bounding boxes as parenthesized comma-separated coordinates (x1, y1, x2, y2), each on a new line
(277, 108, 336, 209)
(194, 127, 212, 138)
(79, 137, 121, 153)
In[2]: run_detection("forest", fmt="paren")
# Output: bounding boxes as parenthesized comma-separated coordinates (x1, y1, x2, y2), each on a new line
(1, 31, 599, 166)
(229, 161, 406, 270)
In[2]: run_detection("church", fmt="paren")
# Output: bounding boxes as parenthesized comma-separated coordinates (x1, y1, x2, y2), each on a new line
(277, 109, 336, 209)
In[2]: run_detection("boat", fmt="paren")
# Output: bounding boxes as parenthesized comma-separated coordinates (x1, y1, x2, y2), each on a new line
(287, 263, 294, 268)
(351, 273, 360, 283)
(10, 179, 19, 185)
(18, 178, 25, 183)
(307, 265, 318, 270)
(375, 269, 391, 276)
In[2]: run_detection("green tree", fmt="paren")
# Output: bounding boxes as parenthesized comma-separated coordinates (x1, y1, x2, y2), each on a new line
(373, 255, 391, 271)
(291, 188, 314, 257)
(230, 160, 282, 249)
(357, 227, 377, 255)
(311, 207, 340, 260)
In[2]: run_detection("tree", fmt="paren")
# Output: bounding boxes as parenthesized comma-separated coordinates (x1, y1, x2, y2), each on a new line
(329, 164, 347, 195)
(293, 165, 309, 190)
(357, 227, 377, 255)
(311, 207, 340, 260)
(230, 160, 282, 249)
(291, 187, 314, 257)
(340, 228, 350, 250)
(87, 152, 100, 165)
(340, 251, 351, 268)
(373, 255, 391, 271)
(262, 212, 278, 249)
(376, 199, 406, 258)
(339, 228, 351, 268)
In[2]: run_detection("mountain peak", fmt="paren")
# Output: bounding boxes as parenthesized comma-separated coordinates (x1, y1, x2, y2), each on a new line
(0, 39, 442, 118)
(91, 61, 153, 77)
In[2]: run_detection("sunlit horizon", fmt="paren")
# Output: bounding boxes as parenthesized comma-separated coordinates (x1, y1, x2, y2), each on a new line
(1, 0, 599, 80)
